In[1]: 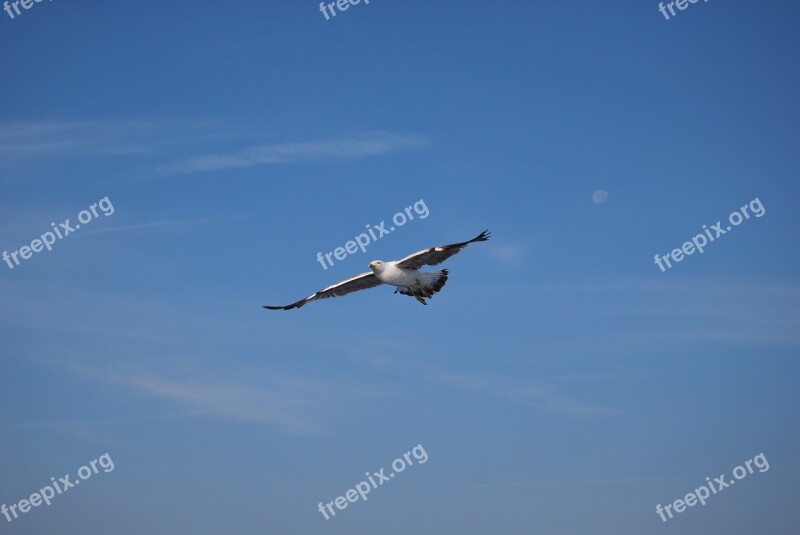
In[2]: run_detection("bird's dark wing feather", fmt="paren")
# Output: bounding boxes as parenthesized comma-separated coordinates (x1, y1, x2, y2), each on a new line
(395, 230, 490, 270)
(263, 271, 383, 310)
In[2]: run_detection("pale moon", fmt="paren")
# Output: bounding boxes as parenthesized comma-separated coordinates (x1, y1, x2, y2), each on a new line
(592, 190, 609, 204)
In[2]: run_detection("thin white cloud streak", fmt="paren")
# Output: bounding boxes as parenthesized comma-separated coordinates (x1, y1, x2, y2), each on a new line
(478, 242, 524, 267)
(0, 411, 205, 431)
(0, 120, 158, 158)
(148, 133, 426, 178)
(63, 361, 392, 436)
(0, 119, 282, 160)
(479, 280, 800, 348)
(352, 350, 614, 416)
(0, 121, 427, 184)
(463, 475, 678, 489)
(441, 370, 615, 415)
(78, 212, 259, 237)
(78, 368, 326, 436)
(550, 368, 651, 383)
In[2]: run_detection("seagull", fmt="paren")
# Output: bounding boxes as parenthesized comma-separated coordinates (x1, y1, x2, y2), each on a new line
(263, 230, 490, 310)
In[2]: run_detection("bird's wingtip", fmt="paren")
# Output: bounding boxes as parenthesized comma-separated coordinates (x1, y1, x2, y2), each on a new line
(264, 301, 304, 310)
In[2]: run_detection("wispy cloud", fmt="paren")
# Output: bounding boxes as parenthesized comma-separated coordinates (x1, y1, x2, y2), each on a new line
(550, 368, 651, 383)
(463, 474, 678, 489)
(62, 361, 390, 436)
(101, 371, 323, 434)
(0, 120, 158, 159)
(440, 369, 615, 415)
(353, 350, 614, 416)
(481, 280, 800, 349)
(148, 132, 426, 178)
(78, 212, 259, 237)
(0, 411, 203, 432)
(479, 242, 524, 267)
(0, 120, 427, 182)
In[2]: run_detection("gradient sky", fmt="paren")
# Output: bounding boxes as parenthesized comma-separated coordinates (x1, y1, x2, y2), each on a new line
(1, 1, 799, 534)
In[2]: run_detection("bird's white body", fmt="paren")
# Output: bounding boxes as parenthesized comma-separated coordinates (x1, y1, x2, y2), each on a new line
(369, 260, 449, 305)
(369, 261, 419, 287)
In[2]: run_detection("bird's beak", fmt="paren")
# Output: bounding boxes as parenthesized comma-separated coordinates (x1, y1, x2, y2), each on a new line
(369, 262, 376, 269)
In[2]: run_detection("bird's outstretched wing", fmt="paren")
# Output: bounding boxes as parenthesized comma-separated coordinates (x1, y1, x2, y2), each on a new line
(263, 271, 383, 310)
(395, 230, 490, 269)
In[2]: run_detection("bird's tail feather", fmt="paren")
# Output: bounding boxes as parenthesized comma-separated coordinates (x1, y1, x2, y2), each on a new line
(398, 269, 448, 303)
(423, 269, 448, 294)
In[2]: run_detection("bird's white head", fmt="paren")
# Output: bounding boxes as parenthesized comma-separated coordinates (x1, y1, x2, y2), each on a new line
(369, 260, 384, 272)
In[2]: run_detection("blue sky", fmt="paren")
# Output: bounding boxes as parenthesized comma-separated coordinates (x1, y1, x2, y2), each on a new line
(1, 1, 799, 533)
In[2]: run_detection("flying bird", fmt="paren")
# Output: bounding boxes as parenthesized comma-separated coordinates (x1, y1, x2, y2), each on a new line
(263, 230, 490, 310)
